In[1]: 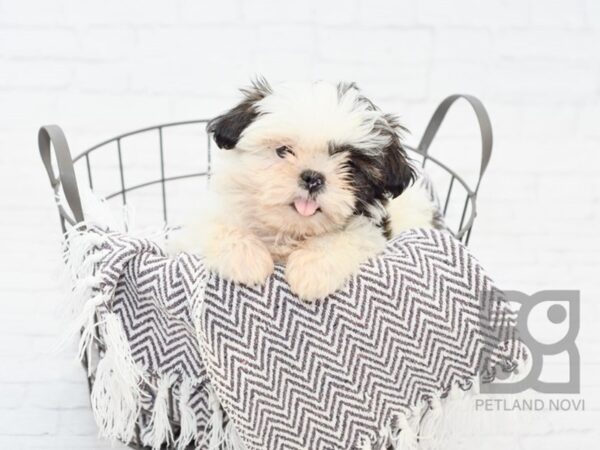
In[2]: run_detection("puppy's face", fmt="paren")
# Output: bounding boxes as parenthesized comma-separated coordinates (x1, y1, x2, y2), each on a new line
(208, 80, 414, 238)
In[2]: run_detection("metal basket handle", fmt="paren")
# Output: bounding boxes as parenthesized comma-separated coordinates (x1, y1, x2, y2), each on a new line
(417, 94, 493, 191)
(38, 125, 84, 228)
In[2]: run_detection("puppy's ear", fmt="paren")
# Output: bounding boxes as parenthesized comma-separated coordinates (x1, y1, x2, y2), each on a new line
(207, 78, 272, 149)
(382, 139, 415, 197)
(206, 100, 258, 149)
(381, 115, 415, 197)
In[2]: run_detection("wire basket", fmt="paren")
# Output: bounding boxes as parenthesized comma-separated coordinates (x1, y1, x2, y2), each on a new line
(38, 94, 492, 449)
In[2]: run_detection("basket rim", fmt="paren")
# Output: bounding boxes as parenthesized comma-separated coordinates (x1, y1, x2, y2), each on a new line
(40, 94, 492, 450)
(70, 120, 478, 241)
(73, 119, 211, 163)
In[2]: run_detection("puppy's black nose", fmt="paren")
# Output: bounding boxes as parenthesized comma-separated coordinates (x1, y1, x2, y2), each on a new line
(300, 170, 325, 194)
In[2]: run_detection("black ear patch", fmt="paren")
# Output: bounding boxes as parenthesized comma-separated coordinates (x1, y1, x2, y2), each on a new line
(206, 100, 259, 149)
(379, 113, 414, 198)
(206, 78, 272, 149)
(382, 137, 415, 198)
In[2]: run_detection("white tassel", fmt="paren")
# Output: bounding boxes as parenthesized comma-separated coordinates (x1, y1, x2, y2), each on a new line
(223, 419, 247, 450)
(79, 187, 122, 231)
(418, 395, 443, 449)
(145, 374, 176, 450)
(65, 274, 104, 314)
(431, 381, 479, 449)
(197, 386, 227, 449)
(376, 425, 391, 449)
(55, 292, 108, 367)
(76, 294, 107, 369)
(390, 414, 419, 450)
(509, 352, 532, 384)
(63, 227, 106, 281)
(176, 378, 198, 450)
(58, 225, 112, 368)
(58, 224, 106, 372)
(91, 313, 142, 443)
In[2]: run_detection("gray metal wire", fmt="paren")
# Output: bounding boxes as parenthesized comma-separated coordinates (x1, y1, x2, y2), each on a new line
(63, 125, 481, 245)
(39, 94, 493, 450)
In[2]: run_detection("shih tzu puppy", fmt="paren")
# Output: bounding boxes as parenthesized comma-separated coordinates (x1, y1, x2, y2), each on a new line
(177, 79, 434, 301)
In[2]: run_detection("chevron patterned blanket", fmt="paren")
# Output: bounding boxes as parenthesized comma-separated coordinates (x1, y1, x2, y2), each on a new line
(64, 225, 524, 450)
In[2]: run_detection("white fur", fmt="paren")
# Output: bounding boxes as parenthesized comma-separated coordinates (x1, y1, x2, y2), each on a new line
(285, 215, 387, 301)
(176, 81, 435, 300)
(388, 183, 437, 237)
(239, 81, 391, 155)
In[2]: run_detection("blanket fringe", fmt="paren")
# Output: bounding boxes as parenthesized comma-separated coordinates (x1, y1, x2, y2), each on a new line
(198, 385, 246, 450)
(391, 414, 420, 449)
(224, 420, 246, 450)
(176, 378, 199, 450)
(417, 394, 442, 450)
(56, 291, 108, 367)
(63, 225, 106, 281)
(203, 386, 226, 449)
(436, 380, 480, 447)
(58, 225, 109, 367)
(145, 374, 176, 450)
(58, 186, 130, 232)
(90, 313, 143, 443)
(367, 377, 479, 450)
(369, 365, 534, 450)
(60, 211, 530, 450)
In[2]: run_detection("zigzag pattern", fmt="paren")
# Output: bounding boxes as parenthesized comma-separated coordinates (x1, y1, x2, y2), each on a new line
(196, 229, 522, 450)
(114, 253, 206, 377)
(89, 230, 212, 440)
(86, 227, 522, 450)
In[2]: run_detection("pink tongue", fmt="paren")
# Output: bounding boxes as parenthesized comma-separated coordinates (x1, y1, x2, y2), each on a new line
(294, 198, 319, 217)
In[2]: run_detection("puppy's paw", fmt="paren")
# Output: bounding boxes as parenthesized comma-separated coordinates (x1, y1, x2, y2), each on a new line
(203, 227, 274, 287)
(285, 247, 351, 302)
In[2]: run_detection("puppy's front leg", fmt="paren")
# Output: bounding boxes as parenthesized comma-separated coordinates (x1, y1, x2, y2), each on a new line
(285, 217, 387, 301)
(202, 221, 274, 287)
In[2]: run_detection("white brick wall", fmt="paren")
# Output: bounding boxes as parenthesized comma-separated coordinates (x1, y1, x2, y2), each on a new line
(0, 0, 599, 448)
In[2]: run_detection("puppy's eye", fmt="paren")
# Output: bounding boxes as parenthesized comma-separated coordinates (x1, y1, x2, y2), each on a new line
(276, 146, 294, 158)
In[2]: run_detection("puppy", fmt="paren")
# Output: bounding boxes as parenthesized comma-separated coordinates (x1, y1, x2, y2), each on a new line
(178, 79, 434, 301)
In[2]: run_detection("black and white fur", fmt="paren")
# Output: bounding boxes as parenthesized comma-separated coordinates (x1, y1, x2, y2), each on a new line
(177, 79, 434, 301)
